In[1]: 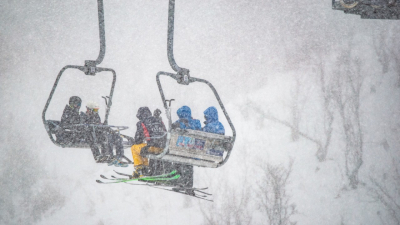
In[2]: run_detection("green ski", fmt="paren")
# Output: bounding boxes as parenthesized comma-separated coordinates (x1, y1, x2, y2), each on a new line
(96, 171, 180, 184)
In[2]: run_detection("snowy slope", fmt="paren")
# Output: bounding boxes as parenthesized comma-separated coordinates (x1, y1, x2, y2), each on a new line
(1, 0, 400, 225)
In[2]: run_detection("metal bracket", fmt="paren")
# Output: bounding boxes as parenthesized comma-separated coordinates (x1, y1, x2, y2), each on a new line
(165, 99, 175, 107)
(102, 96, 111, 107)
(84, 60, 97, 75)
(176, 68, 190, 85)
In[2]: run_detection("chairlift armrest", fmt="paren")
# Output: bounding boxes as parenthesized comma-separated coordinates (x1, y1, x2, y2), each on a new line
(147, 133, 171, 160)
(174, 128, 188, 135)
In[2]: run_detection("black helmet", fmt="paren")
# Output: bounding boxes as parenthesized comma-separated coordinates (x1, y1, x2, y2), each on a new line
(154, 109, 162, 118)
(69, 96, 82, 108)
(136, 107, 152, 120)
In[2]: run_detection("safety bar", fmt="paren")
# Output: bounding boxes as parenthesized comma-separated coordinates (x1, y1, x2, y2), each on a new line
(61, 124, 128, 131)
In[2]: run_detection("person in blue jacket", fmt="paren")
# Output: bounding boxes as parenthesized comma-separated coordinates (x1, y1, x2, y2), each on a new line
(170, 105, 200, 196)
(172, 106, 201, 130)
(202, 106, 225, 135)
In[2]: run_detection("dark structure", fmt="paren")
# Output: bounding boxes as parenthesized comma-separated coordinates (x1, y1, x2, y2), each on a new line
(332, 0, 400, 19)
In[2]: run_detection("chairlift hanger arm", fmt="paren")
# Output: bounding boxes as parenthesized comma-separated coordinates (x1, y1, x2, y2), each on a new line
(92, 0, 106, 65)
(167, 0, 189, 75)
(85, 0, 107, 74)
(95, 0, 106, 65)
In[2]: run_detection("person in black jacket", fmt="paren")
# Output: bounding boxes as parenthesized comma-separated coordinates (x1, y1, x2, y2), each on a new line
(81, 101, 126, 165)
(153, 108, 163, 124)
(57, 96, 83, 144)
(81, 101, 109, 162)
(130, 107, 166, 178)
(61, 96, 82, 125)
(80, 101, 102, 125)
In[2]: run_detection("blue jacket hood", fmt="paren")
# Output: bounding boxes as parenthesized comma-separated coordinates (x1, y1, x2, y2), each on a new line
(204, 106, 218, 123)
(202, 106, 225, 135)
(177, 106, 192, 119)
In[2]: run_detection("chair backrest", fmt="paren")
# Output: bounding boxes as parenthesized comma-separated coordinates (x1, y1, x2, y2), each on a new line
(47, 120, 61, 134)
(161, 129, 233, 167)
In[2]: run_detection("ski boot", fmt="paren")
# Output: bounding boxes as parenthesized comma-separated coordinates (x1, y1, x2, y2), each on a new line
(95, 155, 103, 163)
(99, 155, 110, 163)
(108, 157, 128, 167)
(185, 189, 195, 196)
(114, 160, 128, 167)
(172, 187, 195, 196)
(132, 165, 148, 178)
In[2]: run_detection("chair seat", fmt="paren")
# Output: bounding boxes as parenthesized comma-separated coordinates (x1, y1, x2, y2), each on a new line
(143, 129, 233, 168)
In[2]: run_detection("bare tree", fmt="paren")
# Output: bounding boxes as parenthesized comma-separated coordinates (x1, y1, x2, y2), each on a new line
(373, 31, 390, 75)
(368, 159, 400, 225)
(246, 102, 326, 162)
(290, 75, 303, 142)
(388, 41, 400, 87)
(372, 26, 400, 88)
(200, 182, 253, 225)
(331, 51, 365, 189)
(256, 159, 297, 225)
(315, 61, 335, 162)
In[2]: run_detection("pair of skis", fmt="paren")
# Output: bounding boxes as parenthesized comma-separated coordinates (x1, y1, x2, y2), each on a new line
(96, 170, 180, 184)
(96, 170, 213, 202)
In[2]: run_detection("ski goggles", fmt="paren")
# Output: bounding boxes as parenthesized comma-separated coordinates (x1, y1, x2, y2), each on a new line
(93, 108, 99, 113)
(71, 102, 81, 108)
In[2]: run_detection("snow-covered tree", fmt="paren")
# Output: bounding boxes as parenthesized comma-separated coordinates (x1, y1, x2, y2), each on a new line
(256, 160, 296, 225)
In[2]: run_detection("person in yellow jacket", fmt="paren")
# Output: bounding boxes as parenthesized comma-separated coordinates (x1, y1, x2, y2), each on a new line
(131, 107, 167, 178)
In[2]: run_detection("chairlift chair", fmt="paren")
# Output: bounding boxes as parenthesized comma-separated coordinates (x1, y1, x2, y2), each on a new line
(143, 0, 236, 168)
(42, 0, 133, 163)
(332, 0, 400, 19)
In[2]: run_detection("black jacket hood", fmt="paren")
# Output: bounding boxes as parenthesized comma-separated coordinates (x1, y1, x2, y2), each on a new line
(136, 107, 152, 121)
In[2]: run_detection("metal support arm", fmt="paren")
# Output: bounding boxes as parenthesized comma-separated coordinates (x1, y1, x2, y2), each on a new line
(167, 0, 190, 77)
(85, 0, 107, 75)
